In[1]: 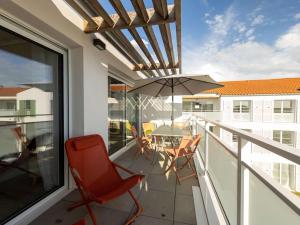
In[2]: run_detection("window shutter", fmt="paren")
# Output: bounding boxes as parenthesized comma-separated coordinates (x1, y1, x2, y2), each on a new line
(30, 100, 36, 115)
(19, 100, 25, 115)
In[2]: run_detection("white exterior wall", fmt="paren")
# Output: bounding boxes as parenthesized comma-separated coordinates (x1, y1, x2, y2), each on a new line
(218, 94, 300, 193)
(220, 95, 300, 149)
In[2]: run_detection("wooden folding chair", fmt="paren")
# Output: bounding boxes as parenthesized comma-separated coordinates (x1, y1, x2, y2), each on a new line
(164, 135, 201, 184)
(131, 126, 152, 160)
(65, 134, 144, 225)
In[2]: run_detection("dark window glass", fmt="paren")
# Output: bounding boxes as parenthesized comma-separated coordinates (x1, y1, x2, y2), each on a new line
(0, 27, 64, 223)
(108, 77, 139, 155)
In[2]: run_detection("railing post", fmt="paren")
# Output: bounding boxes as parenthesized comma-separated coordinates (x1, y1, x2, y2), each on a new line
(204, 121, 209, 172)
(237, 135, 242, 225)
(238, 136, 250, 225)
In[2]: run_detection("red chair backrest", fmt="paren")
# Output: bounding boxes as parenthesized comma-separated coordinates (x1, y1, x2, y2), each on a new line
(65, 134, 122, 195)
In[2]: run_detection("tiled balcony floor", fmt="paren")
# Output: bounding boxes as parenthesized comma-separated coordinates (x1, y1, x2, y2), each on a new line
(30, 144, 207, 225)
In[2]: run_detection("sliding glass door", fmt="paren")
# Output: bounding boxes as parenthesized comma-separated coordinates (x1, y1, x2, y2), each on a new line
(108, 76, 139, 155)
(0, 26, 64, 223)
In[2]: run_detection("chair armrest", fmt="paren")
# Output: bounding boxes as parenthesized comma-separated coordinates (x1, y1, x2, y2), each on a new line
(113, 162, 135, 175)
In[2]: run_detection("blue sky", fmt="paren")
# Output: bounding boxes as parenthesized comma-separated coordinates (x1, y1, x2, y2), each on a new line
(98, 0, 300, 81)
(181, 0, 300, 80)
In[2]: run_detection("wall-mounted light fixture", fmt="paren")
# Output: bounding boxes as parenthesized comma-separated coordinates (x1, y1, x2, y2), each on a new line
(93, 38, 106, 50)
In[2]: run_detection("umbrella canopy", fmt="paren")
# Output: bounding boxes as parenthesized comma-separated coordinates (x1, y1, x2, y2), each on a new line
(128, 74, 223, 124)
(128, 74, 223, 97)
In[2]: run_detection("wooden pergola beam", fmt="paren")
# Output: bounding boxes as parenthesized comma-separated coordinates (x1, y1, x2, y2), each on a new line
(86, 0, 153, 77)
(65, 0, 98, 28)
(133, 63, 179, 71)
(109, 0, 162, 77)
(66, 0, 181, 76)
(131, 0, 169, 76)
(84, 6, 175, 33)
(153, 0, 176, 74)
(175, 0, 182, 73)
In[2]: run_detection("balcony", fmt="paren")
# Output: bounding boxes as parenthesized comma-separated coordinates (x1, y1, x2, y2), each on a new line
(25, 115, 300, 225)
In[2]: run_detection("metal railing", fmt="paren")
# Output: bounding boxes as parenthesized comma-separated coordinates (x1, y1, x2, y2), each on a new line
(193, 116, 300, 225)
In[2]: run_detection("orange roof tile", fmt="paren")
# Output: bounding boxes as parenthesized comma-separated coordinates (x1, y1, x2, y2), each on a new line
(0, 87, 27, 96)
(205, 77, 300, 96)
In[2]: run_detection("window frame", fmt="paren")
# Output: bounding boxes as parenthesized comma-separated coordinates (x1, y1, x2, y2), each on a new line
(273, 100, 294, 114)
(0, 13, 69, 225)
(272, 130, 295, 147)
(233, 100, 251, 113)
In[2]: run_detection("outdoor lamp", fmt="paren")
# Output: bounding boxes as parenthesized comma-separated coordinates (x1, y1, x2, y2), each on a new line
(93, 38, 106, 50)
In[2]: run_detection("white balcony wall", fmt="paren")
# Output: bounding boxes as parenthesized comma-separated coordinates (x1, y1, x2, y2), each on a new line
(1, 0, 141, 146)
(252, 100, 263, 122)
(221, 99, 233, 122)
(263, 100, 273, 122)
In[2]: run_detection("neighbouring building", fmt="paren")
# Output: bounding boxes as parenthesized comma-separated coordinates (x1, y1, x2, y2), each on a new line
(183, 77, 300, 192)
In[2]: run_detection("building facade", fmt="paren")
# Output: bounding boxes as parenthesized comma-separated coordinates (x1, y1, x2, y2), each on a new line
(183, 78, 300, 193)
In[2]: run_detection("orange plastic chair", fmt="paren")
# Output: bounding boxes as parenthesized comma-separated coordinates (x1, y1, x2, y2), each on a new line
(142, 122, 155, 137)
(164, 135, 201, 184)
(131, 126, 152, 160)
(65, 134, 144, 225)
(73, 219, 85, 225)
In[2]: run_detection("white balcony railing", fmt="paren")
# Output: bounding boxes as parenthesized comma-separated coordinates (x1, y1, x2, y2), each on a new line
(192, 116, 300, 225)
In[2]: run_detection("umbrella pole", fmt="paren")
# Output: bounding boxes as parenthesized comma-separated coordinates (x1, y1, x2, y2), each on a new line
(171, 79, 174, 127)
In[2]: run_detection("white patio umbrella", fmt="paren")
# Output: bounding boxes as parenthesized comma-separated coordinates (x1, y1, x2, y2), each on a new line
(128, 74, 223, 124)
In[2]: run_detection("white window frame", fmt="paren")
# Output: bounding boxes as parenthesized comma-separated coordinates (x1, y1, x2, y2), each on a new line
(273, 100, 295, 114)
(272, 130, 295, 147)
(233, 100, 251, 113)
(1, 12, 70, 225)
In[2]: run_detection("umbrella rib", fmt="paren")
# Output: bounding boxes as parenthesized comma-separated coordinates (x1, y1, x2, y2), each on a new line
(127, 79, 159, 92)
(155, 83, 166, 97)
(177, 80, 194, 95)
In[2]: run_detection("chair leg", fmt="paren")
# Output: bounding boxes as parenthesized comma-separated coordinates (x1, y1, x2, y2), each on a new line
(125, 190, 143, 225)
(68, 201, 86, 211)
(85, 203, 98, 225)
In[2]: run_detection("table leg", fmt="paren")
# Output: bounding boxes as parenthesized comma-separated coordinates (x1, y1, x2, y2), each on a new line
(152, 136, 157, 165)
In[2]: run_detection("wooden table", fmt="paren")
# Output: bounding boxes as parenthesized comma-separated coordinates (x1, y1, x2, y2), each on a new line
(151, 125, 192, 164)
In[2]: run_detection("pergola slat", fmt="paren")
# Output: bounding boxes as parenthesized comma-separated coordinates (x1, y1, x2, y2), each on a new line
(131, 0, 169, 76)
(65, 0, 98, 28)
(134, 63, 179, 71)
(129, 29, 163, 76)
(108, 0, 158, 77)
(109, 0, 162, 76)
(86, 0, 154, 77)
(154, 0, 176, 74)
(67, 0, 181, 77)
(175, 0, 182, 73)
(84, 6, 175, 33)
